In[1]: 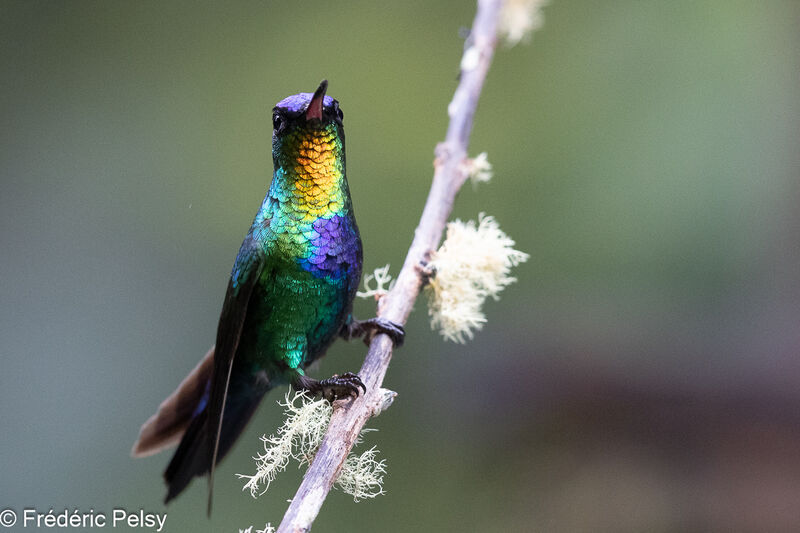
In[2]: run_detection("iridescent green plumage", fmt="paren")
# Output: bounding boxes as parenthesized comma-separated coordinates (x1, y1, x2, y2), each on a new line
(234, 88, 360, 373)
(167, 81, 362, 506)
(133, 82, 403, 510)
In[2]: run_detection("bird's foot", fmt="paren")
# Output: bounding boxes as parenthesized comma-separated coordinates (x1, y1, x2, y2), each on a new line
(296, 372, 366, 403)
(343, 317, 405, 347)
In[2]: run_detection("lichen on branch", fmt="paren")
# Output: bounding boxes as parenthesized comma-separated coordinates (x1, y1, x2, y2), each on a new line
(356, 264, 395, 300)
(237, 391, 387, 501)
(426, 214, 529, 343)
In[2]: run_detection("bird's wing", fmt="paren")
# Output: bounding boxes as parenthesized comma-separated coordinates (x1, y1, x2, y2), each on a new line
(206, 233, 264, 515)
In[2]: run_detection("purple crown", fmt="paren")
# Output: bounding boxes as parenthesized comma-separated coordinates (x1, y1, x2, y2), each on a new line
(275, 93, 336, 113)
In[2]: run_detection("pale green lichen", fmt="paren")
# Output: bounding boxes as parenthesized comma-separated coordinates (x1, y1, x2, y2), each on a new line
(426, 214, 529, 343)
(237, 391, 387, 501)
(356, 264, 394, 300)
(237, 392, 330, 497)
(335, 446, 387, 502)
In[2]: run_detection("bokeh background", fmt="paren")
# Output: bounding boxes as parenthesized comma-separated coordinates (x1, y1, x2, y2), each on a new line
(2, 1, 799, 531)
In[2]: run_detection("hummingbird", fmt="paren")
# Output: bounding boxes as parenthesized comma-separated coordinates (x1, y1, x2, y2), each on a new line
(131, 80, 404, 510)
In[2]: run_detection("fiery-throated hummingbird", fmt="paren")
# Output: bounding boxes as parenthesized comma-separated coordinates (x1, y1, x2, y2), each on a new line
(132, 81, 404, 509)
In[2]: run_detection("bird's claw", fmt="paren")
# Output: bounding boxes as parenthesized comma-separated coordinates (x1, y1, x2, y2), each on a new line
(368, 317, 405, 347)
(354, 317, 405, 347)
(316, 372, 366, 402)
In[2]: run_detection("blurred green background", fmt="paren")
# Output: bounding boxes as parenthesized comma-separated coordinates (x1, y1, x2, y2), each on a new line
(1, 1, 799, 531)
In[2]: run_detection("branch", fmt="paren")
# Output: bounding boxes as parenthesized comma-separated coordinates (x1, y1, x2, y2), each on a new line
(276, 1, 505, 530)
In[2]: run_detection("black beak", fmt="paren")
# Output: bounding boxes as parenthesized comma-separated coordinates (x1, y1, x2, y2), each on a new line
(305, 80, 328, 121)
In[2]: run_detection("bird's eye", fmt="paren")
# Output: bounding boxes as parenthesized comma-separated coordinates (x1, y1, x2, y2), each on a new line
(272, 114, 283, 130)
(336, 107, 344, 121)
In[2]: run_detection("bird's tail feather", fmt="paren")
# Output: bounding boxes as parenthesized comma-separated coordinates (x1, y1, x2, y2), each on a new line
(163, 379, 266, 504)
(163, 404, 211, 503)
(132, 345, 269, 504)
(131, 346, 216, 458)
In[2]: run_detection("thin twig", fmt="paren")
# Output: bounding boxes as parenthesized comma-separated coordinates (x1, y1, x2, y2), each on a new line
(276, 1, 505, 530)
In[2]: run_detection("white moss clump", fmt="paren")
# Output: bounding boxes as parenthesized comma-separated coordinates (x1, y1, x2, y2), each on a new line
(237, 391, 387, 501)
(499, 0, 548, 47)
(463, 152, 493, 185)
(426, 214, 529, 343)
